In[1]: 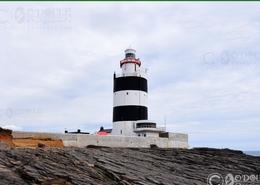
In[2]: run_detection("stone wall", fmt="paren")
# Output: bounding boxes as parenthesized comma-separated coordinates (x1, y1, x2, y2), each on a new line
(12, 131, 188, 148)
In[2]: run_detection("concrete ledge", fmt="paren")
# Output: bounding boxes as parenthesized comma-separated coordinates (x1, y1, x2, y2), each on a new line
(13, 131, 188, 148)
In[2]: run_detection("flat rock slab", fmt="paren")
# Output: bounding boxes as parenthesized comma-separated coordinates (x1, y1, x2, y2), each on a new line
(0, 147, 259, 185)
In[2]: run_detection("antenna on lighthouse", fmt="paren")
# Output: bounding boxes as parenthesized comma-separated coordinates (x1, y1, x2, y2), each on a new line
(164, 115, 167, 130)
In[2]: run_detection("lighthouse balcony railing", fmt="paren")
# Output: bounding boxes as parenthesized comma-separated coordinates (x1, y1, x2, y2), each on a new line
(133, 127, 166, 132)
(115, 68, 148, 78)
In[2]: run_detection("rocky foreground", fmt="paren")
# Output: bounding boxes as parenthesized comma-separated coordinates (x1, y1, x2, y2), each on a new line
(0, 144, 260, 185)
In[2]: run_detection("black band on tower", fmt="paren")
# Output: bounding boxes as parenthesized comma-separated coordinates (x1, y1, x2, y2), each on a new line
(114, 76, 147, 92)
(113, 105, 148, 122)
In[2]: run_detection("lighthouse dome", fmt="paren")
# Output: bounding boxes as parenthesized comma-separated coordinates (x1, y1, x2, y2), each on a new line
(125, 48, 136, 58)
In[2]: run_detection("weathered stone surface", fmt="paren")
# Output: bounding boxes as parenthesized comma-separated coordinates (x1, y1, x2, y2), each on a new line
(0, 147, 259, 185)
(0, 142, 10, 150)
(0, 127, 63, 148)
(0, 128, 15, 147)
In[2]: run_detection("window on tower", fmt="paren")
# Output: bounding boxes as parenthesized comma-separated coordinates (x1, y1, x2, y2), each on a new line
(126, 53, 135, 58)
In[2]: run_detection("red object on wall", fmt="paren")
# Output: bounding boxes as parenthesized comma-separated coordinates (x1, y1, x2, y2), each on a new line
(96, 131, 109, 136)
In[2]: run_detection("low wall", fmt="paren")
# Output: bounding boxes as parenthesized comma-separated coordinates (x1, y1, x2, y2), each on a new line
(12, 131, 188, 148)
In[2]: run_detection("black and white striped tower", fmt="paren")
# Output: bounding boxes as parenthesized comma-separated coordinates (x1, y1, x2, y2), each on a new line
(112, 48, 148, 136)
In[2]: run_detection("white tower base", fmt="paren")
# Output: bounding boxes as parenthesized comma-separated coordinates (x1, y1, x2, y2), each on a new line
(112, 121, 135, 136)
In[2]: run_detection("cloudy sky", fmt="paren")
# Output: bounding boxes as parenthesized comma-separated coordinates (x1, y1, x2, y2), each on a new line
(1, 3, 260, 150)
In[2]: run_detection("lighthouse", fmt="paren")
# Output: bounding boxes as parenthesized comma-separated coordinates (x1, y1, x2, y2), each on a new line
(112, 48, 164, 137)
